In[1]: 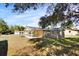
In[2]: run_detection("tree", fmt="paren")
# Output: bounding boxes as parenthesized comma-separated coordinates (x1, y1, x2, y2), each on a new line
(38, 4, 75, 38)
(9, 25, 25, 34)
(4, 3, 79, 28)
(9, 26, 15, 34)
(5, 3, 44, 13)
(61, 20, 74, 29)
(0, 18, 9, 34)
(39, 16, 50, 29)
(39, 3, 78, 28)
(12, 25, 25, 31)
(39, 15, 61, 29)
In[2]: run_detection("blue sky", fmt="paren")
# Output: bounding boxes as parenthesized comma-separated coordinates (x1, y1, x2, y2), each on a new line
(0, 4, 79, 29)
(0, 4, 48, 27)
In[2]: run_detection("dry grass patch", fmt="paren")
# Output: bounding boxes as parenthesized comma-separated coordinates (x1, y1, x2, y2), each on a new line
(0, 35, 79, 56)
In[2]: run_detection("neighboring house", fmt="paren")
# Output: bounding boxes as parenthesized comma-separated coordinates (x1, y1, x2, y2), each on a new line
(44, 27, 79, 38)
(14, 30, 24, 35)
(24, 26, 44, 38)
(64, 28, 79, 38)
(43, 28, 63, 38)
(14, 26, 44, 39)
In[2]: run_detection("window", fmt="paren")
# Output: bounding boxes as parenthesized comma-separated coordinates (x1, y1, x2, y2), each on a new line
(69, 31, 71, 33)
(29, 31, 31, 34)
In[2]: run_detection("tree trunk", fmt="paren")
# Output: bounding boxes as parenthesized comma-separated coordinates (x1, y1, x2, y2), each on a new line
(62, 29, 65, 38)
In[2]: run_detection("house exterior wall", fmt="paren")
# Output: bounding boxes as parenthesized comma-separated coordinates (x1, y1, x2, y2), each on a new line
(64, 29, 79, 37)
(43, 30, 63, 38)
(24, 27, 44, 38)
(14, 31, 24, 35)
(14, 32, 20, 35)
(43, 28, 79, 38)
(32, 30, 44, 37)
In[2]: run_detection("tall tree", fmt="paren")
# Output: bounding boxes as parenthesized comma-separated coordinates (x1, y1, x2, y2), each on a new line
(0, 18, 9, 34)
(39, 3, 78, 29)
(13, 25, 25, 31)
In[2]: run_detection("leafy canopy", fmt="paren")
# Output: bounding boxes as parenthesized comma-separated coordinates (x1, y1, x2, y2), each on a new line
(0, 18, 9, 34)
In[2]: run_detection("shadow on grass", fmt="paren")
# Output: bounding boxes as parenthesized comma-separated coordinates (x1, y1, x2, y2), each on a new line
(66, 38, 79, 43)
(28, 38, 43, 43)
(35, 38, 55, 49)
(35, 38, 68, 49)
(13, 38, 79, 56)
(0, 40, 8, 56)
(35, 38, 79, 48)
(50, 44, 79, 56)
(35, 38, 79, 56)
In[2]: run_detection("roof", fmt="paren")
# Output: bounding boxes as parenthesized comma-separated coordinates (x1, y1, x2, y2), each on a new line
(66, 28, 79, 31)
(15, 30, 24, 32)
(43, 27, 79, 31)
(25, 26, 43, 30)
(43, 28, 62, 31)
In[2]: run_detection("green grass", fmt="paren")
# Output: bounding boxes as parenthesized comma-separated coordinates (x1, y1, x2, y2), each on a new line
(35, 37, 79, 56)
(36, 38, 79, 47)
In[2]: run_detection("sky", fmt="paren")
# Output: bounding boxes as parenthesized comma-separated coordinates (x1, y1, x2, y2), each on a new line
(0, 4, 48, 27)
(0, 3, 79, 29)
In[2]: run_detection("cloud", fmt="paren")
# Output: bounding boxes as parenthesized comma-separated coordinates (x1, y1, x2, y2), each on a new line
(6, 8, 46, 27)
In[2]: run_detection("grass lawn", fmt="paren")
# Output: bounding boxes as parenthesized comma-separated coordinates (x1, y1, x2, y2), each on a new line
(35, 37, 79, 56)
(0, 35, 79, 56)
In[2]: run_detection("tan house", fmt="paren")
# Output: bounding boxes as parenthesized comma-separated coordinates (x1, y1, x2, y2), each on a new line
(22, 26, 44, 39)
(43, 28, 79, 38)
(64, 28, 79, 38)
(43, 28, 63, 38)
